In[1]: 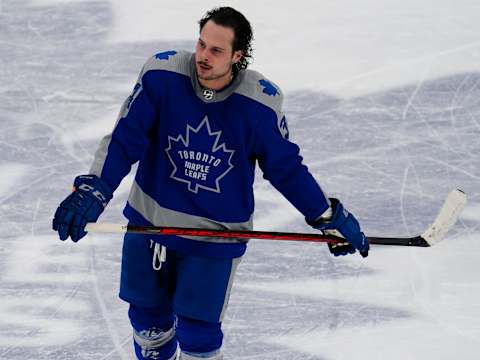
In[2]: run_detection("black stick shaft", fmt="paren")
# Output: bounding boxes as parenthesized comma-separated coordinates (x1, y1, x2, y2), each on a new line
(125, 225, 430, 247)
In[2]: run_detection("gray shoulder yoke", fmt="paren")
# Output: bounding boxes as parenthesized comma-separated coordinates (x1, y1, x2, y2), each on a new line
(235, 69, 284, 113)
(142, 50, 192, 77)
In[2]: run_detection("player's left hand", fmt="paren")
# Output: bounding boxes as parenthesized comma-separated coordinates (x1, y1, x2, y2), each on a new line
(327, 240, 358, 257)
(307, 198, 369, 258)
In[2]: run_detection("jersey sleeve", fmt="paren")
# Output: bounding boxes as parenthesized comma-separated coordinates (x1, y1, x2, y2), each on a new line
(253, 94, 330, 221)
(89, 57, 159, 192)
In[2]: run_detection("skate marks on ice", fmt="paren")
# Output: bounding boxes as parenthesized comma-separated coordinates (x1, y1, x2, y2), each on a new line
(253, 72, 479, 242)
(254, 71, 479, 246)
(222, 239, 407, 360)
(281, 73, 480, 237)
(0, 237, 90, 348)
(246, 75, 480, 358)
(241, 241, 480, 359)
(1, 0, 480, 359)
(231, 230, 480, 359)
(0, 1, 185, 359)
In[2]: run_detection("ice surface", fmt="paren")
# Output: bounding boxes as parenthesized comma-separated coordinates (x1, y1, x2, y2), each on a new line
(0, 0, 479, 359)
(105, 0, 480, 97)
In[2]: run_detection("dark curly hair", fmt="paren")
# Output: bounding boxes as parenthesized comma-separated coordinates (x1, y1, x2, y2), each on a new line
(198, 7, 253, 71)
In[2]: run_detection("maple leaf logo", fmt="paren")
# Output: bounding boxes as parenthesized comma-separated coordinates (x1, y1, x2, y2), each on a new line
(259, 79, 279, 96)
(155, 50, 177, 60)
(165, 117, 235, 194)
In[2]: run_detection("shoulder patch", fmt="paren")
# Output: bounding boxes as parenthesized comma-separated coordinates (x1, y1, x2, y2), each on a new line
(259, 79, 279, 96)
(143, 50, 191, 77)
(234, 70, 284, 116)
(155, 50, 177, 61)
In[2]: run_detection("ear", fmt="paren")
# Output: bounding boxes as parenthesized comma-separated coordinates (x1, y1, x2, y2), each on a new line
(232, 50, 243, 64)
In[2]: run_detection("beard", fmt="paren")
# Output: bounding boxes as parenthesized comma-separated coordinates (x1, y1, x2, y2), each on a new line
(196, 62, 232, 81)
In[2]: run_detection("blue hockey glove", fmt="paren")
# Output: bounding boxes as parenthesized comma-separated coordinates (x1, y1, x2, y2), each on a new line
(307, 198, 369, 258)
(52, 175, 112, 242)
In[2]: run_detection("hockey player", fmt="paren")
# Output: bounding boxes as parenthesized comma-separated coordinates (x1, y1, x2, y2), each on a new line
(52, 7, 369, 360)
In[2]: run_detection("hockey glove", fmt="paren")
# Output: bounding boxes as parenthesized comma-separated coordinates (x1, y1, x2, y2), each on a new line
(52, 175, 113, 242)
(307, 198, 369, 258)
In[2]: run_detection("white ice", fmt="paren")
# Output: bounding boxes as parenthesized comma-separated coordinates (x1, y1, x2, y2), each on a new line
(1, 0, 479, 359)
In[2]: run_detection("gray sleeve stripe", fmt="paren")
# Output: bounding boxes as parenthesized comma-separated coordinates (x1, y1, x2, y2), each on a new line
(127, 180, 253, 243)
(88, 98, 127, 177)
(219, 256, 242, 321)
(89, 51, 192, 178)
(88, 78, 141, 177)
(89, 133, 112, 177)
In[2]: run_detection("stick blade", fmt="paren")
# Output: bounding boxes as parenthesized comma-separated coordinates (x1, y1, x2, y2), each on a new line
(421, 189, 467, 246)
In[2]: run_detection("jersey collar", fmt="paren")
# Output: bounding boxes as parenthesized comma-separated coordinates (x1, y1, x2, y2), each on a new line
(189, 54, 245, 103)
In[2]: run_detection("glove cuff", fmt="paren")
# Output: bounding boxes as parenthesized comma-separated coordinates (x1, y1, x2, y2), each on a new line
(73, 175, 113, 207)
(306, 198, 345, 229)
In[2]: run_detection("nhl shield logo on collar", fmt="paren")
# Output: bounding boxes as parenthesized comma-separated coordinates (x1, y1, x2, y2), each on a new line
(202, 89, 215, 100)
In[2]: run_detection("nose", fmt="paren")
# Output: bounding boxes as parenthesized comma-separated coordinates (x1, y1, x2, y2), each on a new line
(197, 47, 209, 62)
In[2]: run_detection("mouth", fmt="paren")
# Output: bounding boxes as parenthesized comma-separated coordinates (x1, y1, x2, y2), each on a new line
(197, 62, 212, 71)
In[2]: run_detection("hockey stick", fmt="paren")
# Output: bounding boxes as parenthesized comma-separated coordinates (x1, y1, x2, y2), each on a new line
(86, 189, 467, 247)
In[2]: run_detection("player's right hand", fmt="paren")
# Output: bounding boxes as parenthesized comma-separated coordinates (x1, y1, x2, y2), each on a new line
(52, 175, 112, 242)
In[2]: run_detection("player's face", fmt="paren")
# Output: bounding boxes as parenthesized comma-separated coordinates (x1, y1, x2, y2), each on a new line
(195, 20, 242, 90)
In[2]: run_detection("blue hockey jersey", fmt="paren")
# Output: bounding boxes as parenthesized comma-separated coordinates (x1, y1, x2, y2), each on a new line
(90, 50, 330, 258)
